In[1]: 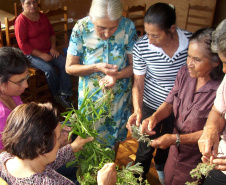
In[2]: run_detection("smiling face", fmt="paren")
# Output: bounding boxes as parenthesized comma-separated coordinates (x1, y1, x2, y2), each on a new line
(22, 0, 38, 14)
(93, 17, 119, 40)
(144, 23, 172, 48)
(0, 68, 29, 97)
(187, 41, 218, 80)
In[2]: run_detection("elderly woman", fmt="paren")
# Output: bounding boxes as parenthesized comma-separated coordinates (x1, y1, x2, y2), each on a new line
(14, 0, 73, 108)
(0, 47, 30, 152)
(198, 19, 226, 185)
(0, 102, 117, 185)
(139, 28, 224, 185)
(66, 0, 138, 149)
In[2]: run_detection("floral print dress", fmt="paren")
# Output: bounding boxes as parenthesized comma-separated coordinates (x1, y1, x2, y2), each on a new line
(67, 16, 138, 147)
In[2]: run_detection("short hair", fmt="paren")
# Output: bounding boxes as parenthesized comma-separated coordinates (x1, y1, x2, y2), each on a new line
(144, 3, 176, 31)
(89, 0, 122, 21)
(189, 27, 224, 81)
(2, 102, 60, 160)
(0, 47, 30, 84)
(211, 19, 226, 56)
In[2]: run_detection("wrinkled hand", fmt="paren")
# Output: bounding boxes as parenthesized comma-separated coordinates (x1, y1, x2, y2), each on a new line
(97, 163, 117, 185)
(126, 111, 142, 133)
(59, 125, 72, 148)
(213, 157, 226, 171)
(50, 48, 60, 58)
(99, 75, 117, 89)
(141, 116, 157, 135)
(150, 134, 175, 149)
(96, 63, 118, 76)
(70, 136, 93, 153)
(40, 53, 53, 61)
(198, 127, 219, 158)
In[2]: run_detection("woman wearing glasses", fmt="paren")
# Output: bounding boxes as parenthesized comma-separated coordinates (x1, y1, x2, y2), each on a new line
(0, 47, 30, 153)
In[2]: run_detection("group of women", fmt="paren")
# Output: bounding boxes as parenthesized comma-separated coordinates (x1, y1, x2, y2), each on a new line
(0, 0, 225, 184)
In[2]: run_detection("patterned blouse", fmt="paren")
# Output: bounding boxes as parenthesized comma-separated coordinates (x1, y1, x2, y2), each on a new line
(67, 16, 138, 147)
(0, 145, 76, 185)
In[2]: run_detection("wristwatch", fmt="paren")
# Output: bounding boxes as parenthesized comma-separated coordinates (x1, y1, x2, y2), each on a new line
(175, 134, 180, 147)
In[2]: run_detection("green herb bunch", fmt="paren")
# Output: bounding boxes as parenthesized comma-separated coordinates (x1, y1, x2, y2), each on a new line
(62, 82, 150, 185)
(185, 162, 216, 185)
(131, 125, 153, 147)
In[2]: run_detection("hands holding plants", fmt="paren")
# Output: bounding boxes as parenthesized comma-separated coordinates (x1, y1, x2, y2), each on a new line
(97, 163, 117, 185)
(59, 125, 72, 148)
(140, 115, 158, 135)
(99, 75, 117, 89)
(70, 136, 93, 153)
(126, 110, 142, 133)
(150, 134, 176, 149)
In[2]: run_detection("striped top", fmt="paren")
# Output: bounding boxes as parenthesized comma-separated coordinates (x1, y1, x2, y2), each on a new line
(133, 28, 192, 110)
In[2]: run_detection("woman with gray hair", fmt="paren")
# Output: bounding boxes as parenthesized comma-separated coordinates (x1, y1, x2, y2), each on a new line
(198, 19, 226, 185)
(66, 0, 138, 150)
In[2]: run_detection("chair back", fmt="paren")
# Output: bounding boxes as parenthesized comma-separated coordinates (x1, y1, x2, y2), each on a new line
(44, 6, 68, 54)
(185, 4, 215, 33)
(5, 16, 18, 47)
(123, 4, 146, 36)
(14, 0, 42, 16)
(0, 22, 3, 47)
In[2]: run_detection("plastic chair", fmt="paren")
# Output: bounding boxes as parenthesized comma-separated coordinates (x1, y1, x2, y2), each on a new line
(44, 6, 69, 54)
(185, 4, 215, 33)
(4, 16, 50, 102)
(14, 0, 42, 16)
(123, 4, 146, 36)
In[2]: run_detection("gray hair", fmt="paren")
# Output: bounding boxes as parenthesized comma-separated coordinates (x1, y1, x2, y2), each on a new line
(211, 19, 226, 56)
(89, 0, 122, 21)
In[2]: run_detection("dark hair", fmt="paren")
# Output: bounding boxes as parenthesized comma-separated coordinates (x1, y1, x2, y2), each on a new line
(190, 28, 224, 81)
(144, 3, 176, 31)
(0, 47, 30, 84)
(2, 102, 60, 160)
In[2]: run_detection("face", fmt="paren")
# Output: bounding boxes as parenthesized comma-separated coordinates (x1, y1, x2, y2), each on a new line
(187, 41, 218, 79)
(218, 52, 226, 73)
(0, 69, 29, 97)
(22, 0, 38, 14)
(144, 23, 172, 48)
(93, 17, 119, 40)
(43, 122, 61, 164)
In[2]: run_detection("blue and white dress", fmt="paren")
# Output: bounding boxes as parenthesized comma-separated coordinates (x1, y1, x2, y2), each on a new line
(67, 16, 138, 147)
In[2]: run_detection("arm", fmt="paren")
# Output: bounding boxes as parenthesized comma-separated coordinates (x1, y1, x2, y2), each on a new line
(198, 106, 225, 157)
(49, 35, 59, 58)
(151, 130, 203, 149)
(66, 53, 118, 77)
(141, 102, 173, 134)
(126, 74, 145, 133)
(97, 163, 117, 185)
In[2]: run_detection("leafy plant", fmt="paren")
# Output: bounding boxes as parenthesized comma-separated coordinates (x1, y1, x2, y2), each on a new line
(185, 162, 216, 185)
(62, 81, 149, 185)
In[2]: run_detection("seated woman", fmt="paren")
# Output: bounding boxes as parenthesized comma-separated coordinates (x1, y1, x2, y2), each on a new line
(138, 28, 224, 184)
(14, 0, 73, 108)
(0, 102, 117, 185)
(0, 47, 30, 153)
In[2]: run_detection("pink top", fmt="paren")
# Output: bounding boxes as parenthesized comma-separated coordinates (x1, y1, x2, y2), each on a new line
(0, 96, 23, 150)
(214, 75, 226, 174)
(14, 12, 55, 55)
(0, 144, 76, 185)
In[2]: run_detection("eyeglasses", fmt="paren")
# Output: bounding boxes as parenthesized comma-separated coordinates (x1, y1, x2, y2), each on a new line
(8, 73, 31, 86)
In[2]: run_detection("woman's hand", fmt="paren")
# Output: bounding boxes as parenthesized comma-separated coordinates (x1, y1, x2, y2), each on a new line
(50, 48, 60, 58)
(97, 163, 117, 185)
(212, 157, 226, 171)
(126, 110, 142, 133)
(96, 63, 118, 76)
(59, 126, 72, 148)
(141, 116, 158, 135)
(150, 134, 176, 149)
(70, 136, 93, 153)
(99, 75, 117, 89)
(40, 53, 53, 61)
